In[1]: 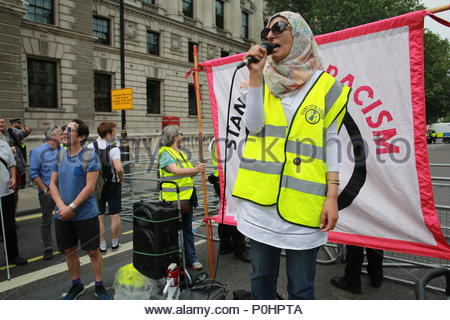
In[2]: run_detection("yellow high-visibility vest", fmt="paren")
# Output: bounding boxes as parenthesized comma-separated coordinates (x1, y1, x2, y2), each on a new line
(158, 146, 194, 201)
(232, 72, 350, 228)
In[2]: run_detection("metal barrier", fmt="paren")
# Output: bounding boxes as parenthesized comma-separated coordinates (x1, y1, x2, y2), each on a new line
(315, 163, 450, 297)
(121, 151, 450, 296)
(121, 155, 221, 242)
(415, 268, 450, 299)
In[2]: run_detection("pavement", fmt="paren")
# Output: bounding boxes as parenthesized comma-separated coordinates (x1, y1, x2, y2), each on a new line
(0, 143, 449, 300)
(16, 185, 41, 216)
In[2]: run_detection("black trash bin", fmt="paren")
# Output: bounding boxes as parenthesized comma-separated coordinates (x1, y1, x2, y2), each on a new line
(133, 200, 180, 279)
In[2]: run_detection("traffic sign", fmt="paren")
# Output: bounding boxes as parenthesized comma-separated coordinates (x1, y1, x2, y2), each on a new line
(112, 88, 133, 110)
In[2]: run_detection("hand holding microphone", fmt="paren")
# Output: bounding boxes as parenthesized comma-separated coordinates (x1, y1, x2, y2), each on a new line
(237, 42, 274, 71)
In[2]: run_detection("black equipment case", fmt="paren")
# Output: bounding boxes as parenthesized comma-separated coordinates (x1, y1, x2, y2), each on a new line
(133, 200, 180, 279)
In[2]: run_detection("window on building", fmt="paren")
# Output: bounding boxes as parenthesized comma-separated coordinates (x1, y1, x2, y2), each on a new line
(94, 73, 112, 112)
(188, 84, 197, 116)
(93, 16, 110, 45)
(188, 41, 198, 63)
(147, 31, 160, 55)
(142, 0, 157, 12)
(27, 58, 57, 108)
(215, 0, 224, 29)
(26, 0, 53, 24)
(183, 0, 194, 18)
(221, 50, 229, 57)
(147, 79, 161, 114)
(242, 12, 249, 39)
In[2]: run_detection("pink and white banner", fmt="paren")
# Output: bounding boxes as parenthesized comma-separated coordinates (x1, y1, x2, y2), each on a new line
(200, 10, 450, 259)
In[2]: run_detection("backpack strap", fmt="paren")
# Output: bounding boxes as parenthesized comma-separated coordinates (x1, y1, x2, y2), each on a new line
(104, 144, 113, 163)
(56, 148, 91, 173)
(0, 156, 8, 169)
(82, 149, 93, 172)
(104, 144, 119, 182)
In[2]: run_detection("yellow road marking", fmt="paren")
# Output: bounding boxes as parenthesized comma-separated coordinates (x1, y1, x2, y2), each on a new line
(0, 239, 207, 293)
(0, 242, 132, 294)
(0, 230, 133, 271)
(16, 213, 42, 222)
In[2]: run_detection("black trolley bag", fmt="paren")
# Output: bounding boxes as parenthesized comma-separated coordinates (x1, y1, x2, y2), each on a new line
(133, 181, 190, 283)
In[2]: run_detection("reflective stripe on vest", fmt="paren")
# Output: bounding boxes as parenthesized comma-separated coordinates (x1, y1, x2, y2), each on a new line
(158, 146, 194, 201)
(232, 72, 350, 227)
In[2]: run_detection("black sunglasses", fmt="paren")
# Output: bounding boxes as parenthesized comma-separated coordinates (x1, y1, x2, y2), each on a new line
(260, 21, 291, 41)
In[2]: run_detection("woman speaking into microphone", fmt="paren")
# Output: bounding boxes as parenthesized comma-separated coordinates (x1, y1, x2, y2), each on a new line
(232, 11, 350, 299)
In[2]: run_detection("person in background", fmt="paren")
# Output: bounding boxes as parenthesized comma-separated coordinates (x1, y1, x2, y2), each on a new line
(0, 118, 31, 223)
(29, 125, 64, 260)
(49, 119, 111, 300)
(10, 119, 21, 130)
(87, 122, 124, 254)
(157, 125, 204, 271)
(331, 245, 384, 294)
(60, 124, 68, 149)
(0, 132, 27, 266)
(3, 118, 31, 190)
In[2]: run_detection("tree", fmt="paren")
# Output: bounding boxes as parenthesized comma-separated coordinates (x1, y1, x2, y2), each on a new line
(424, 30, 450, 123)
(265, 0, 449, 123)
(265, 0, 425, 34)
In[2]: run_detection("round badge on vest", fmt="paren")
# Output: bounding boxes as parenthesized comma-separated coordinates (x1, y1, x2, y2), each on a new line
(293, 157, 301, 165)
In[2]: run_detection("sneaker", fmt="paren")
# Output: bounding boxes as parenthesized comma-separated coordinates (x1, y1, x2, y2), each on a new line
(62, 284, 85, 300)
(100, 247, 107, 254)
(94, 285, 112, 300)
(191, 261, 203, 271)
(43, 249, 53, 261)
(111, 243, 120, 251)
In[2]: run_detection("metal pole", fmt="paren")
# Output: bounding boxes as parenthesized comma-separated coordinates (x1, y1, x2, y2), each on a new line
(0, 200, 11, 280)
(119, 0, 130, 164)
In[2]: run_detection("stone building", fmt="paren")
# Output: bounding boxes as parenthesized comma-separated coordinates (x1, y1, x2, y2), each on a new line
(0, 0, 265, 154)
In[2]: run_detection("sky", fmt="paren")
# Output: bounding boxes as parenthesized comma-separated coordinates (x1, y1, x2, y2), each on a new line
(421, 0, 450, 41)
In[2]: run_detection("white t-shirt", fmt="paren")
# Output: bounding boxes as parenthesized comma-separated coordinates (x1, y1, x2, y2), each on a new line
(87, 137, 121, 183)
(0, 138, 16, 197)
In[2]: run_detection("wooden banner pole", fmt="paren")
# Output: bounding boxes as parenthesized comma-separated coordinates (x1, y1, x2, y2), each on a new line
(427, 4, 450, 14)
(193, 45, 216, 278)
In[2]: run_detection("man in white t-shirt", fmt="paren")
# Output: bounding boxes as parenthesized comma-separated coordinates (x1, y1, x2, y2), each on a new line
(0, 133, 27, 266)
(87, 122, 124, 253)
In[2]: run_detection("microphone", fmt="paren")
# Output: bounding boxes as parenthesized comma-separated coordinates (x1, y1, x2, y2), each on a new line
(236, 42, 274, 69)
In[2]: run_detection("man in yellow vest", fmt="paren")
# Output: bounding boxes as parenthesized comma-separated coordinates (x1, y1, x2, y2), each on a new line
(430, 130, 436, 144)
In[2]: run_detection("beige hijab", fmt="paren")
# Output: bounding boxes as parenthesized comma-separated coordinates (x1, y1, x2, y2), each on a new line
(263, 11, 323, 98)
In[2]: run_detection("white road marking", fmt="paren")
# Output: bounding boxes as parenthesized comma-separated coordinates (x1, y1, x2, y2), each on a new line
(427, 143, 447, 151)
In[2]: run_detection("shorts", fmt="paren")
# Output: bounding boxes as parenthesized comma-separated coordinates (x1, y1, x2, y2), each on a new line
(55, 216, 100, 251)
(98, 181, 122, 215)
